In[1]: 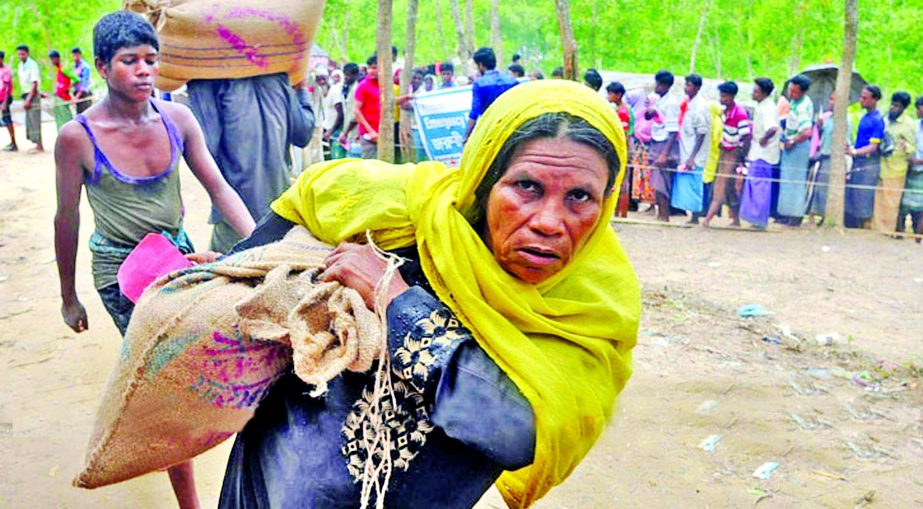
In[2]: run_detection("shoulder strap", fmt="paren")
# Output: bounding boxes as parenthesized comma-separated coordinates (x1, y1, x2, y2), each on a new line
(149, 99, 185, 155)
(74, 114, 104, 184)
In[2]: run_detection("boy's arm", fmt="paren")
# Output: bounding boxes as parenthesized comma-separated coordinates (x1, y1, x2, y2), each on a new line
(167, 102, 256, 241)
(54, 122, 89, 333)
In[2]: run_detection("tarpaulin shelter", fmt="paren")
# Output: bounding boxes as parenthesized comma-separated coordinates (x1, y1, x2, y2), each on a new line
(784, 64, 867, 112)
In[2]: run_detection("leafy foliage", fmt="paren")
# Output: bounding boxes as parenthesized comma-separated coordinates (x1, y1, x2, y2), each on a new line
(2, 0, 919, 96)
(320, 0, 921, 93)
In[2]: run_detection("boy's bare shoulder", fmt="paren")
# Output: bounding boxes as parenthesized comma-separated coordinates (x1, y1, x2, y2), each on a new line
(54, 120, 94, 176)
(55, 120, 92, 152)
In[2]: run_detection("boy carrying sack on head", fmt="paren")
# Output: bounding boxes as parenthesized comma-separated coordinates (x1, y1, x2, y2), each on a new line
(53, 11, 256, 509)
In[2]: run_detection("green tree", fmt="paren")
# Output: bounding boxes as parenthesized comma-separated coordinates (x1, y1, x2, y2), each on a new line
(1, 0, 118, 95)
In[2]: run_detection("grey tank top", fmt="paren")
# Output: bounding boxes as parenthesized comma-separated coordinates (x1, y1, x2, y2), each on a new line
(75, 100, 189, 289)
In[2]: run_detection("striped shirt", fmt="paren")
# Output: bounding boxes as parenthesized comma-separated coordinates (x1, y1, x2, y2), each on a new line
(784, 95, 814, 138)
(720, 102, 751, 150)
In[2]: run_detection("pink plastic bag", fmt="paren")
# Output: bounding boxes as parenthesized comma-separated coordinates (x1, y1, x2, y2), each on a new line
(117, 233, 193, 303)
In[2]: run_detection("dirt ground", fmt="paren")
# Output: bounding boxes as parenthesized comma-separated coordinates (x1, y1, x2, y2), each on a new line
(1, 122, 920, 508)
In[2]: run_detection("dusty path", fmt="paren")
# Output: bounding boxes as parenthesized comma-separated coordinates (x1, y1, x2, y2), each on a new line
(1, 123, 920, 508)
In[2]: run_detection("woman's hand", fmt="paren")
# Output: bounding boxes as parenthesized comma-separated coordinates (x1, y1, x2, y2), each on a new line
(322, 242, 410, 311)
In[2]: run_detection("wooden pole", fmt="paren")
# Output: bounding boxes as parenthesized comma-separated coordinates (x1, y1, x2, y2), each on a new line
(399, 0, 419, 163)
(825, 0, 859, 228)
(376, 0, 395, 162)
(449, 0, 470, 76)
(689, 0, 710, 73)
(490, 0, 503, 68)
(554, 0, 578, 80)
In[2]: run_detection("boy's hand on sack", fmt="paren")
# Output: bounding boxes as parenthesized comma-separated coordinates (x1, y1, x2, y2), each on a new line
(62, 299, 88, 333)
(321, 242, 410, 312)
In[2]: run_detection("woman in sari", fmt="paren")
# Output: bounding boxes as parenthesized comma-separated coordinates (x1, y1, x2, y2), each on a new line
(218, 80, 640, 508)
(630, 92, 658, 210)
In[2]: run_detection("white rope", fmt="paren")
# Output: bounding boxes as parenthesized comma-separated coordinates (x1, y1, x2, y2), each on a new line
(357, 231, 404, 509)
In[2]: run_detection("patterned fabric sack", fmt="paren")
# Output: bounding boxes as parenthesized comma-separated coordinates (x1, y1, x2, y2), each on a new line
(125, 0, 325, 91)
(74, 226, 380, 488)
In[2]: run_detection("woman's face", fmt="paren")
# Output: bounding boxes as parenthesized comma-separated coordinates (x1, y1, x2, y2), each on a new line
(484, 137, 609, 284)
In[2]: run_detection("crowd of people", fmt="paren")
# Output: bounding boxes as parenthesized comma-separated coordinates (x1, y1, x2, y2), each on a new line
(0, 44, 94, 153)
(603, 70, 922, 239)
(7, 35, 919, 238)
(298, 45, 521, 165)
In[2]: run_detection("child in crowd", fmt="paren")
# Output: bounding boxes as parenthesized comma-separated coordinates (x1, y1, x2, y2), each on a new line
(53, 11, 255, 509)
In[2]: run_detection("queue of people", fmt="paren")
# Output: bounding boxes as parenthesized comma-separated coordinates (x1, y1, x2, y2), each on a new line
(606, 70, 922, 239)
(306, 45, 525, 164)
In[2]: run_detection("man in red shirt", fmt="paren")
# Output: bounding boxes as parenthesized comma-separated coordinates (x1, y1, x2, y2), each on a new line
(354, 55, 382, 159)
(0, 50, 16, 151)
(47, 50, 80, 132)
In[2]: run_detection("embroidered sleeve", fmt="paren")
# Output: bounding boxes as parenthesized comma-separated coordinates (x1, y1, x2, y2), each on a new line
(387, 286, 469, 395)
(386, 286, 536, 469)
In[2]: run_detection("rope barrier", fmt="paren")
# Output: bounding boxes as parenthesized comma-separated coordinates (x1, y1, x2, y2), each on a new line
(610, 208, 923, 240)
(357, 231, 405, 509)
(625, 160, 923, 194)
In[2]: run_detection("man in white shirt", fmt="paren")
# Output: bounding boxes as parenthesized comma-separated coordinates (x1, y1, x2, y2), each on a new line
(647, 70, 681, 221)
(17, 44, 42, 152)
(322, 68, 344, 158)
(676, 73, 711, 222)
(739, 77, 781, 228)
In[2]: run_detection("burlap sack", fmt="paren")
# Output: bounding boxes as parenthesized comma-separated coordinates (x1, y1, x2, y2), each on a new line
(74, 227, 381, 488)
(125, 0, 326, 91)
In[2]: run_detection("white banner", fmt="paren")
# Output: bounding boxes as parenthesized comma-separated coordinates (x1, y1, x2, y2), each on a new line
(413, 86, 473, 167)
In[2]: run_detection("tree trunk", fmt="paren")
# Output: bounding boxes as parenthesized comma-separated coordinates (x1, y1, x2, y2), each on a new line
(399, 0, 419, 163)
(340, 6, 350, 63)
(449, 0, 470, 75)
(464, 0, 476, 55)
(788, 28, 804, 77)
(434, 0, 448, 59)
(590, 0, 598, 68)
(788, 1, 806, 76)
(825, 0, 858, 228)
(743, 0, 755, 80)
(885, 0, 894, 90)
(554, 0, 578, 80)
(689, 0, 710, 73)
(376, 0, 395, 163)
(490, 0, 503, 69)
(708, 28, 721, 78)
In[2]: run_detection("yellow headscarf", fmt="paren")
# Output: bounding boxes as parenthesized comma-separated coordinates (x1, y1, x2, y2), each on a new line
(272, 80, 640, 507)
